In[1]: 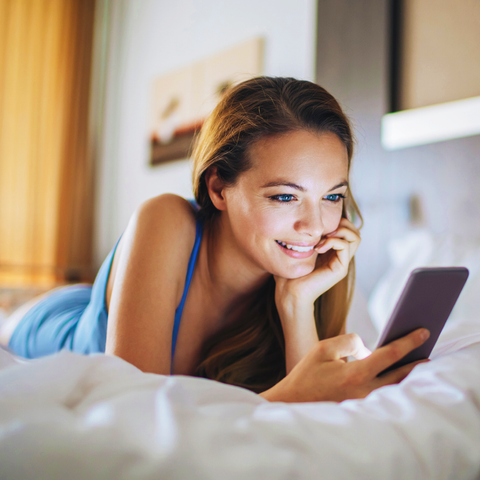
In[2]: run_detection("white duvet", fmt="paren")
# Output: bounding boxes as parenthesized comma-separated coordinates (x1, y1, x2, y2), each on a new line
(1, 228, 480, 480)
(1, 325, 480, 480)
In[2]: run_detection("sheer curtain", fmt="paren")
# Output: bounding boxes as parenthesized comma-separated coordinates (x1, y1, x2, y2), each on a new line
(0, 0, 96, 286)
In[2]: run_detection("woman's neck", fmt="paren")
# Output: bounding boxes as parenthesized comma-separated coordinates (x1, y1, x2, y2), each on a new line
(196, 213, 271, 318)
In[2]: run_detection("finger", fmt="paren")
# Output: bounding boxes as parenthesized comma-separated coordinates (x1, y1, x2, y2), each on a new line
(326, 226, 360, 244)
(315, 333, 372, 361)
(364, 328, 430, 376)
(376, 359, 430, 385)
(336, 217, 361, 237)
(326, 227, 361, 256)
(315, 238, 352, 270)
(315, 237, 349, 254)
(314, 246, 347, 277)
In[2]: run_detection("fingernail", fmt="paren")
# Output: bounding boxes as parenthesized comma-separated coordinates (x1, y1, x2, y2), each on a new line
(420, 329, 430, 341)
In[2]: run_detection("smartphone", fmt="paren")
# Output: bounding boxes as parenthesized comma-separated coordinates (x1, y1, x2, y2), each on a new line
(376, 267, 469, 375)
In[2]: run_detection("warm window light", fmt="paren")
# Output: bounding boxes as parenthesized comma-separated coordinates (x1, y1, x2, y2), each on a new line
(381, 96, 480, 150)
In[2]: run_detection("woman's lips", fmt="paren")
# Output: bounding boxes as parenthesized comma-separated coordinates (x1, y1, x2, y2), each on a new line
(275, 240, 316, 258)
(277, 241, 318, 247)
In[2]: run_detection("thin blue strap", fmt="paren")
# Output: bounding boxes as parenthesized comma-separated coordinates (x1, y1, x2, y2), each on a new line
(170, 199, 203, 371)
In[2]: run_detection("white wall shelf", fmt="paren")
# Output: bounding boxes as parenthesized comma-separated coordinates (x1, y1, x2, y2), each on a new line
(381, 95, 480, 150)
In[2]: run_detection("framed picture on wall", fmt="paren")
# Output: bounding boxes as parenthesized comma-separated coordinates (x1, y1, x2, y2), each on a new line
(150, 37, 264, 165)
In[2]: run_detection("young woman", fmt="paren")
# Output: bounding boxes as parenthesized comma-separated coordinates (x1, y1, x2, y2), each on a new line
(1, 77, 429, 402)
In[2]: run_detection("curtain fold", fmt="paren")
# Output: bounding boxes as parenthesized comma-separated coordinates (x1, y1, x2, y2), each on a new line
(0, 0, 96, 286)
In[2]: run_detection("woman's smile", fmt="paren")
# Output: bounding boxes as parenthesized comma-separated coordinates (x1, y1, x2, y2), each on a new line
(275, 239, 317, 258)
(275, 239, 318, 249)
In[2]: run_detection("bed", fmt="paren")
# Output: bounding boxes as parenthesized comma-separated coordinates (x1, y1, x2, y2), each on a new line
(1, 229, 480, 480)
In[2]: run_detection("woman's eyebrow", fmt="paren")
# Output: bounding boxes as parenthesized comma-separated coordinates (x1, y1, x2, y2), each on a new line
(328, 181, 349, 192)
(260, 180, 349, 192)
(260, 181, 306, 191)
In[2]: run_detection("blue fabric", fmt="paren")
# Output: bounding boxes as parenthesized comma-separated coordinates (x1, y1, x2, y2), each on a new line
(9, 199, 203, 371)
(171, 201, 203, 363)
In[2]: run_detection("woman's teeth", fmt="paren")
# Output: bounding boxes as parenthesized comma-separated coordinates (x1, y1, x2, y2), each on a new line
(275, 240, 314, 252)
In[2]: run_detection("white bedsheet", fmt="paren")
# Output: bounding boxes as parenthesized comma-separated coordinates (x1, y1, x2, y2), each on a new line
(1, 327, 480, 480)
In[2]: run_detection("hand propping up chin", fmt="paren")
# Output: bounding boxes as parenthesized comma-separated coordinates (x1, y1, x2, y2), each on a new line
(274, 217, 361, 309)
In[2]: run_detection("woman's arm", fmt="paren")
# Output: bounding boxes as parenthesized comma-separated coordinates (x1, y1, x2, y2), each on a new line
(277, 301, 318, 375)
(105, 194, 196, 375)
(274, 217, 361, 372)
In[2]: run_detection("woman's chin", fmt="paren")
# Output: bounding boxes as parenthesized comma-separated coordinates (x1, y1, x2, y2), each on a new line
(270, 260, 316, 279)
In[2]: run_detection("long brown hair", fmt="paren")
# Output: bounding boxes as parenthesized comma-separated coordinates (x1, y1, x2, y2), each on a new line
(191, 76, 362, 393)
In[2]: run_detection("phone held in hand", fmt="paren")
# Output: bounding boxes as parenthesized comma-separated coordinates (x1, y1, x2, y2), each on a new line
(376, 267, 469, 375)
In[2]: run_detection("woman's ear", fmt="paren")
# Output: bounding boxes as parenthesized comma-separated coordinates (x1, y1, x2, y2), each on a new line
(205, 166, 227, 211)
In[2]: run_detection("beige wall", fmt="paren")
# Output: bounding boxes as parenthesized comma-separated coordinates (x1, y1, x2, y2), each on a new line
(401, 0, 480, 110)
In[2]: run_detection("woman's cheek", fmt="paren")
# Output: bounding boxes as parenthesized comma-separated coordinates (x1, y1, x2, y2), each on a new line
(323, 206, 343, 234)
(253, 209, 285, 232)
(258, 211, 284, 238)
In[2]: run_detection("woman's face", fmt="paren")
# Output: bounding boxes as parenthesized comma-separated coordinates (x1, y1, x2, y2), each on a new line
(223, 130, 349, 279)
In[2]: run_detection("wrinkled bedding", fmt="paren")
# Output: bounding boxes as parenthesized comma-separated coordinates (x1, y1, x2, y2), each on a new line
(1, 328, 480, 480)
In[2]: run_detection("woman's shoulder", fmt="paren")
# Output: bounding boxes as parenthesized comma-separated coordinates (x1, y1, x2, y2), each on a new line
(136, 193, 198, 238)
(138, 193, 196, 214)
(133, 193, 198, 264)
(137, 192, 197, 213)
(105, 194, 199, 314)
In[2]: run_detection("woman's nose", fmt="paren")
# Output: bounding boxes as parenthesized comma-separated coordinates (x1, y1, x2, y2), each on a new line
(293, 205, 324, 239)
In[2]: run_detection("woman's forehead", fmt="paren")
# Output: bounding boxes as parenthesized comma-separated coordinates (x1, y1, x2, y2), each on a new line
(244, 130, 349, 184)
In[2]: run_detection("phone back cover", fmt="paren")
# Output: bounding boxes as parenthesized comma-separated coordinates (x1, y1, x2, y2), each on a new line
(377, 267, 469, 371)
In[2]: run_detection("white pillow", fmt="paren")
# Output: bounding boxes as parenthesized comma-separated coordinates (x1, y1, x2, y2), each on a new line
(368, 228, 480, 356)
(346, 287, 379, 350)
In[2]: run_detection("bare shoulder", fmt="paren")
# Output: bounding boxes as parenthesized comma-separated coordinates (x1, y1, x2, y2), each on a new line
(131, 193, 197, 294)
(106, 194, 197, 312)
(139, 193, 196, 218)
(104, 193, 199, 374)
(136, 193, 197, 247)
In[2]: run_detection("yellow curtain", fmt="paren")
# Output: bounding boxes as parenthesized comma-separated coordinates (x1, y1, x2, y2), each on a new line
(0, 0, 96, 286)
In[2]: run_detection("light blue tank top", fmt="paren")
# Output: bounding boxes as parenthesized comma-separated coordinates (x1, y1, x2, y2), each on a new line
(9, 198, 203, 373)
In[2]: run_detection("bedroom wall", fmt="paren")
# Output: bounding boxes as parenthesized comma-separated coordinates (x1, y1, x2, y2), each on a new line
(316, 0, 480, 295)
(96, 0, 480, 297)
(94, 0, 317, 267)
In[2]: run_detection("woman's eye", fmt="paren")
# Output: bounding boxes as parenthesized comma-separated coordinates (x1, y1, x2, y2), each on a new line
(270, 194, 295, 203)
(324, 194, 345, 203)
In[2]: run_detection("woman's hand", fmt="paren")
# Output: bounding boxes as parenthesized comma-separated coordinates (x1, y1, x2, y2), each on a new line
(260, 328, 430, 403)
(274, 217, 361, 310)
